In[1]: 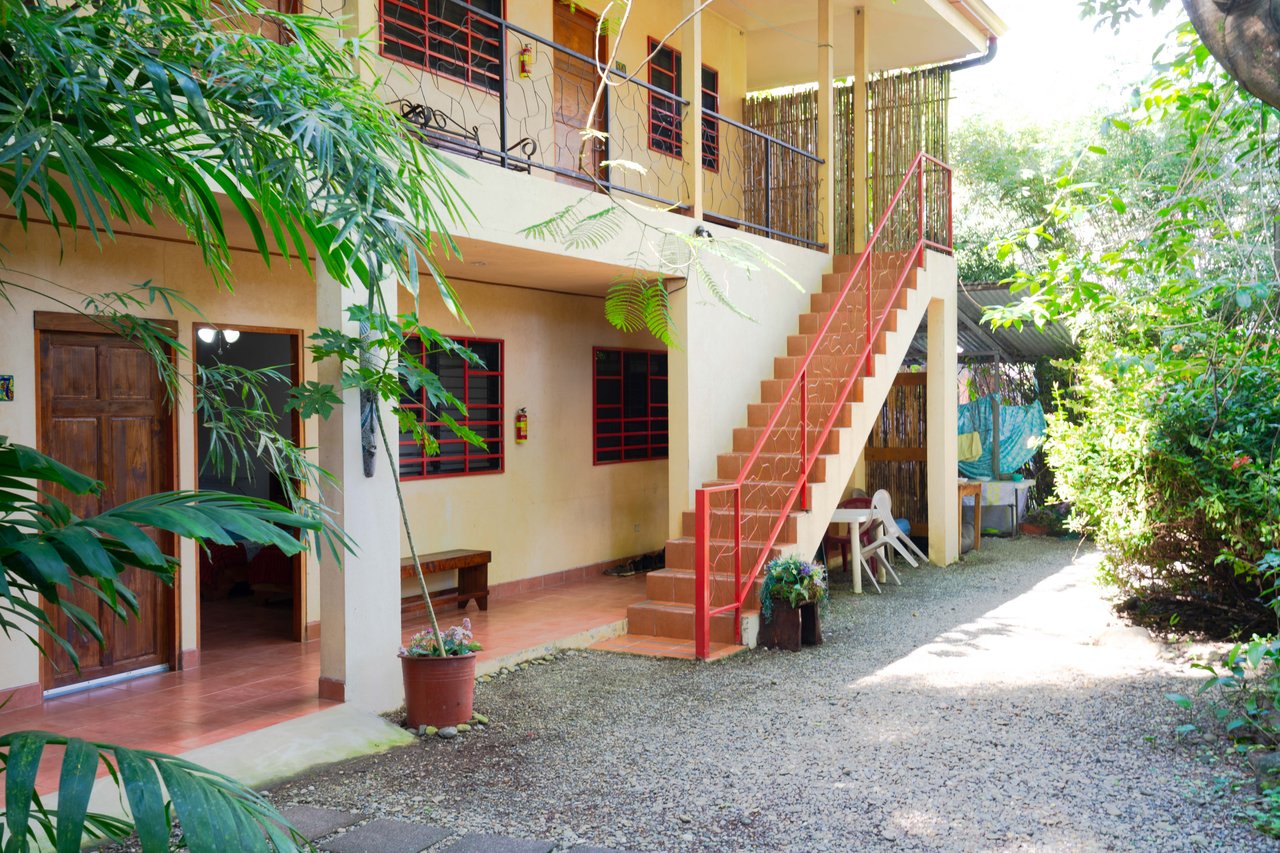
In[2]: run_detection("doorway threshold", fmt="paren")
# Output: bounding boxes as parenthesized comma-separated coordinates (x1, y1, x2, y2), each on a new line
(43, 663, 170, 700)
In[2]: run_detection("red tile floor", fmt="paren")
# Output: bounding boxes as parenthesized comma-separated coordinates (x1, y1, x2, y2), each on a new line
(0, 571, 647, 794)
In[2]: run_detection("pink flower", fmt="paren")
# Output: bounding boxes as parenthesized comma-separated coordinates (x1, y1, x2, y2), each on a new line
(1232, 455, 1252, 470)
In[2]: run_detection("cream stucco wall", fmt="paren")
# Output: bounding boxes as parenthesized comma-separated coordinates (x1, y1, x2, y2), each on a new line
(397, 278, 669, 589)
(0, 218, 322, 693)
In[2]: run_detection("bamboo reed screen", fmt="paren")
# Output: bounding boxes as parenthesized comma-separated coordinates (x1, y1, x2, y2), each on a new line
(864, 373, 929, 536)
(742, 67, 950, 255)
(740, 90, 821, 248)
(868, 68, 951, 253)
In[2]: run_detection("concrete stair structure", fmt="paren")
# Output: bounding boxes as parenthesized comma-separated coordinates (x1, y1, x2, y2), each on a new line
(594, 246, 957, 660)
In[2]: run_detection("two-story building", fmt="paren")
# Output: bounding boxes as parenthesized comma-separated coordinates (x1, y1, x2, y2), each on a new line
(0, 0, 1004, 714)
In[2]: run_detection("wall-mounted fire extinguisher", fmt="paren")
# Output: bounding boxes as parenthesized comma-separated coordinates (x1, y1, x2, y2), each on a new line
(515, 407, 528, 444)
(517, 44, 534, 78)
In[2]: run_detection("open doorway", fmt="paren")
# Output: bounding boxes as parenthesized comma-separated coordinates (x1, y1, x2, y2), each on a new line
(195, 326, 306, 652)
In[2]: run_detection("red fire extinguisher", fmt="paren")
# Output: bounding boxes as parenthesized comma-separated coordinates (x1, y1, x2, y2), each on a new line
(515, 407, 528, 444)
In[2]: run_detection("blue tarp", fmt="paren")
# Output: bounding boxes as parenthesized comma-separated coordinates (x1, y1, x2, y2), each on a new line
(957, 395, 1045, 479)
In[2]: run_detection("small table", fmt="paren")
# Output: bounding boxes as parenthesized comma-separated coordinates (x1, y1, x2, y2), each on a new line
(830, 507, 876, 594)
(957, 481, 983, 552)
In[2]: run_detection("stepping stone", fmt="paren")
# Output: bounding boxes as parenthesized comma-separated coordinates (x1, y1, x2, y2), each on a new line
(440, 835, 555, 853)
(320, 818, 451, 853)
(278, 805, 366, 840)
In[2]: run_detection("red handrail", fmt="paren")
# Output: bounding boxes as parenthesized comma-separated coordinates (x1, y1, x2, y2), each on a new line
(693, 151, 953, 659)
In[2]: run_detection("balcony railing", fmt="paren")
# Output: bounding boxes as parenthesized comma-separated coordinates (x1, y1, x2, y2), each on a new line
(378, 0, 823, 248)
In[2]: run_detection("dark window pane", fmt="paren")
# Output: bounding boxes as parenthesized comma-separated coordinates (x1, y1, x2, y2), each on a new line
(595, 349, 621, 376)
(399, 335, 503, 480)
(593, 347, 668, 464)
(383, 0, 503, 93)
(596, 378, 621, 406)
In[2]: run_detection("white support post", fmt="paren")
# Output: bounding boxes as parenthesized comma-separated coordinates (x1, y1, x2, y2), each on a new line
(682, 0, 704, 221)
(926, 292, 960, 566)
(817, 0, 835, 252)
(316, 266, 404, 712)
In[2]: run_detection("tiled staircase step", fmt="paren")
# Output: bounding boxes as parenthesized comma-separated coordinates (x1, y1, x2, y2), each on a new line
(832, 253, 857, 273)
(732, 425, 840, 456)
(644, 567, 764, 608)
(626, 600, 755, 644)
(821, 271, 849, 293)
(664, 536, 782, 573)
(760, 374, 854, 406)
(799, 309, 868, 336)
(679, 506, 800, 544)
(703, 478, 813, 512)
(787, 334, 815, 357)
(747, 400, 850, 429)
(716, 450, 828, 483)
(772, 354, 860, 382)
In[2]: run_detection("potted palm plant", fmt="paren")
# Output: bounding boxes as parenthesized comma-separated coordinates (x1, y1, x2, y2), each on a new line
(757, 556, 828, 652)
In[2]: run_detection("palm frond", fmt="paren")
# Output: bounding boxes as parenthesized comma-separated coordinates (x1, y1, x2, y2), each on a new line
(605, 276, 677, 347)
(0, 730, 307, 853)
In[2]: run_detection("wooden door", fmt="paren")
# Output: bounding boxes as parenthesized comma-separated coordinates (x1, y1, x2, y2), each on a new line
(38, 321, 175, 689)
(553, 2, 607, 185)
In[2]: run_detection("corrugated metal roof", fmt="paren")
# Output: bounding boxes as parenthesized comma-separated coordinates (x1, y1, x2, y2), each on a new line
(904, 283, 1077, 363)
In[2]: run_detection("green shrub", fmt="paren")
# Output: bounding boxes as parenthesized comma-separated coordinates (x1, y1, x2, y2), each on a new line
(1047, 320, 1280, 626)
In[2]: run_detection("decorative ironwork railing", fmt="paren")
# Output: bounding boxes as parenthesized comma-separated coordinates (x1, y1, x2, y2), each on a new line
(691, 152, 952, 660)
(374, 0, 822, 244)
(703, 109, 824, 249)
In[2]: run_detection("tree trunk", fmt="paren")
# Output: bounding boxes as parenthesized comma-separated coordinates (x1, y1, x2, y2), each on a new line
(1183, 0, 1280, 109)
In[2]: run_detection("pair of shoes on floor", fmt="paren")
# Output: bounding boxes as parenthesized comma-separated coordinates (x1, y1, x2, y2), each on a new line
(604, 549, 667, 577)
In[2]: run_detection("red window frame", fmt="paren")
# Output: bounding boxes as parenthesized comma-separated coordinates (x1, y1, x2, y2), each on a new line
(701, 64, 720, 172)
(647, 38, 683, 159)
(399, 336, 504, 480)
(380, 0, 505, 94)
(646, 39, 718, 171)
(593, 347, 668, 465)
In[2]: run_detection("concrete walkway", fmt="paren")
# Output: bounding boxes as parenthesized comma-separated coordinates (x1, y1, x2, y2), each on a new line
(280, 804, 633, 853)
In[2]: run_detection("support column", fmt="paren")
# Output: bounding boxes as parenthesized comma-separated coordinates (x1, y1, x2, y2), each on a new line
(667, 285, 691, 538)
(681, 0, 704, 220)
(316, 266, 404, 712)
(853, 7, 870, 252)
(926, 292, 959, 566)
(816, 0, 835, 252)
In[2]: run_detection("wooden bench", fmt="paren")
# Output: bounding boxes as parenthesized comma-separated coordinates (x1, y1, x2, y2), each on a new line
(400, 548, 490, 617)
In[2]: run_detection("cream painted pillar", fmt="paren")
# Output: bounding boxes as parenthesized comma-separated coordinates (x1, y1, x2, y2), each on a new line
(851, 451, 867, 493)
(853, 7, 870, 253)
(681, 0, 704, 220)
(816, 0, 835, 252)
(316, 267, 404, 712)
(667, 285, 691, 538)
(926, 293, 959, 566)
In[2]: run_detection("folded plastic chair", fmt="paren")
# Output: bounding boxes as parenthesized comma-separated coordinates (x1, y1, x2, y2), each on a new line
(862, 490, 928, 587)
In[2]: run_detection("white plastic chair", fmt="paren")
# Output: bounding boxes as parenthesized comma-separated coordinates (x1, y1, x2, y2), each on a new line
(863, 490, 927, 585)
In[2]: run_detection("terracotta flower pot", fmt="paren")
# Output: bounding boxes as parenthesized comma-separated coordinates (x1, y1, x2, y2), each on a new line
(400, 652, 477, 728)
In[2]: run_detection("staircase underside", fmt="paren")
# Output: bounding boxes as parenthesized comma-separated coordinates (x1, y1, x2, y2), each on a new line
(595, 249, 942, 660)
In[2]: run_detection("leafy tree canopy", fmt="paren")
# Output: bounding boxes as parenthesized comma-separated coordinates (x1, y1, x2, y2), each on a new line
(0, 0, 469, 315)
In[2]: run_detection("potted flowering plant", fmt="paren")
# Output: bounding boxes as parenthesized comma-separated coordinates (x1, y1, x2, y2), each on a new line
(400, 618, 483, 728)
(757, 556, 828, 651)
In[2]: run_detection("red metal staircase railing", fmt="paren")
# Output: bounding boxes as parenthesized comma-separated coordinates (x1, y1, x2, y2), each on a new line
(692, 152, 953, 659)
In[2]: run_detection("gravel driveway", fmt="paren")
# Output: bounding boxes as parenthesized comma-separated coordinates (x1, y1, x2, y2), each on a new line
(275, 537, 1276, 852)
